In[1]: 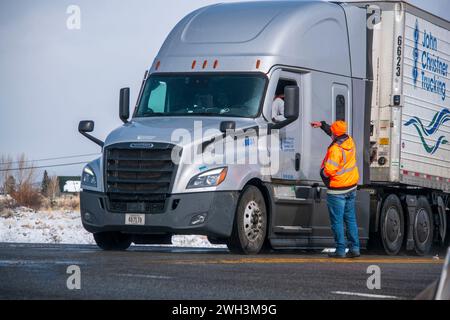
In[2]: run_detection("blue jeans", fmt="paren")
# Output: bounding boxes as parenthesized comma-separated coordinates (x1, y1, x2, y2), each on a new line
(327, 191, 360, 256)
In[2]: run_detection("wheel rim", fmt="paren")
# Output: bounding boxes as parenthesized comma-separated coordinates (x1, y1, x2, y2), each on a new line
(415, 208, 430, 244)
(384, 206, 401, 244)
(243, 200, 263, 242)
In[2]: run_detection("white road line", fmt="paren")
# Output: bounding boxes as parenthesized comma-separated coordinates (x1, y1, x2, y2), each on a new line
(117, 273, 173, 280)
(331, 291, 401, 300)
(0, 260, 86, 267)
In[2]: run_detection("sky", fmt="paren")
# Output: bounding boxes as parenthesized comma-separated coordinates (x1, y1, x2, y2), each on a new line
(0, 0, 449, 178)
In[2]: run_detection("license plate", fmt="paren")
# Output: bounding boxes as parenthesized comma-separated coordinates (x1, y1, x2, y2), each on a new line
(125, 214, 145, 226)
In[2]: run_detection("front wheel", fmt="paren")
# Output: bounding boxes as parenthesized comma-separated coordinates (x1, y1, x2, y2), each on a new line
(94, 232, 132, 251)
(227, 186, 267, 255)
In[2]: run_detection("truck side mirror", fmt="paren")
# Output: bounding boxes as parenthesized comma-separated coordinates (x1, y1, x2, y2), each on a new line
(120, 88, 130, 124)
(284, 85, 300, 120)
(220, 121, 236, 134)
(78, 120, 104, 148)
(79, 120, 95, 133)
(268, 85, 300, 132)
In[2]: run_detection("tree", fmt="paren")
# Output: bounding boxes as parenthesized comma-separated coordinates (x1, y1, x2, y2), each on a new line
(41, 170, 50, 197)
(15, 153, 36, 187)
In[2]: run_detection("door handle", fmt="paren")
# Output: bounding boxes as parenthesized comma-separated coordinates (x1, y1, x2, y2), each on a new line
(295, 153, 301, 171)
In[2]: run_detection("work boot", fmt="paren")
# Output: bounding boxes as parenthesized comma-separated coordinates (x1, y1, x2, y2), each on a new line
(346, 251, 361, 259)
(328, 252, 346, 259)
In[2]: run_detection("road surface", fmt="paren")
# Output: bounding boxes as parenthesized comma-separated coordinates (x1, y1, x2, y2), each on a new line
(0, 243, 444, 300)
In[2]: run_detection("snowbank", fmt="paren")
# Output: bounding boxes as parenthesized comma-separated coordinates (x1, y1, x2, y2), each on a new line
(0, 208, 95, 245)
(0, 207, 225, 248)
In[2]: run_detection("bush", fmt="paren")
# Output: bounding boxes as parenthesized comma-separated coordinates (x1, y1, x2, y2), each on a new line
(0, 153, 42, 210)
(0, 208, 14, 218)
(0, 195, 16, 209)
(11, 185, 43, 210)
(1, 154, 81, 212)
(52, 196, 80, 211)
(0, 195, 17, 218)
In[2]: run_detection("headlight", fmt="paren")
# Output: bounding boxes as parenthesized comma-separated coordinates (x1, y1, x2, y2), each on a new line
(81, 166, 97, 188)
(187, 168, 228, 189)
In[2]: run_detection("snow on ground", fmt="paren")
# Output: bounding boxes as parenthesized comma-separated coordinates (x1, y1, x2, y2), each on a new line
(171, 235, 225, 248)
(0, 208, 95, 245)
(0, 207, 225, 248)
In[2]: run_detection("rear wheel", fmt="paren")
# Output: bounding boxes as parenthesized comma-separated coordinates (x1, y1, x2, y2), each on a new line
(227, 186, 267, 255)
(94, 232, 132, 251)
(413, 197, 434, 256)
(380, 194, 405, 256)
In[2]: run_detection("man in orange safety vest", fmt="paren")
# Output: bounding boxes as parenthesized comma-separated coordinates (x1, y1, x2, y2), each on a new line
(311, 120, 361, 258)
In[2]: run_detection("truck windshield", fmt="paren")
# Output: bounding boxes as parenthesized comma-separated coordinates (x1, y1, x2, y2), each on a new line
(135, 73, 267, 118)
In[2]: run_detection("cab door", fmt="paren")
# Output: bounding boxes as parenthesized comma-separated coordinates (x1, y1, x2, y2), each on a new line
(270, 70, 303, 182)
(268, 70, 313, 235)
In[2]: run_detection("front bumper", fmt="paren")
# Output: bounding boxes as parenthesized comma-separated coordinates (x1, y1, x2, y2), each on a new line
(80, 190, 239, 238)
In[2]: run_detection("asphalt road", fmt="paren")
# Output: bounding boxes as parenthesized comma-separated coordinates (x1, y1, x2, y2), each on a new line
(0, 243, 444, 300)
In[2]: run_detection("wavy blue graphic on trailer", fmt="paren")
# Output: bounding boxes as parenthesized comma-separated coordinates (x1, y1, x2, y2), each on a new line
(404, 108, 450, 154)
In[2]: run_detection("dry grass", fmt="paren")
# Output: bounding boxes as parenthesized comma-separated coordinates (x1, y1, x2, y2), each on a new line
(0, 194, 80, 216)
(0, 208, 14, 218)
(0, 195, 16, 218)
(11, 187, 43, 210)
(51, 196, 80, 211)
(1, 154, 43, 210)
(1, 154, 80, 213)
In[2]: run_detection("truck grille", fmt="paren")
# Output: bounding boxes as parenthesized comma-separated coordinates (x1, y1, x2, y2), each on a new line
(104, 143, 179, 214)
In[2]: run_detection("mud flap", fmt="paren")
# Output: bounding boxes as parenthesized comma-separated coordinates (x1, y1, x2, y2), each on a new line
(437, 197, 447, 244)
(405, 195, 417, 252)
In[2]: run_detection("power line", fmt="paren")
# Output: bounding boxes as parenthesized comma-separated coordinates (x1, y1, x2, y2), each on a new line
(0, 161, 88, 172)
(0, 153, 100, 166)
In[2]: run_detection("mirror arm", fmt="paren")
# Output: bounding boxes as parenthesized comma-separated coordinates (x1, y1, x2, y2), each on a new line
(268, 117, 297, 134)
(79, 130, 104, 148)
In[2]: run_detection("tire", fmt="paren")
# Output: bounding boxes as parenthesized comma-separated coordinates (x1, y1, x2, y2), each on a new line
(446, 216, 450, 247)
(413, 197, 434, 256)
(94, 232, 132, 251)
(379, 194, 405, 256)
(227, 186, 267, 255)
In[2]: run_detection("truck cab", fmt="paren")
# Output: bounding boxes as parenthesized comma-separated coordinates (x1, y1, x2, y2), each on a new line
(78, 1, 449, 255)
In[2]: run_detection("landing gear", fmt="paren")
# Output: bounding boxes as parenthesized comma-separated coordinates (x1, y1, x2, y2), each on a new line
(94, 232, 132, 251)
(227, 186, 267, 255)
(379, 194, 405, 256)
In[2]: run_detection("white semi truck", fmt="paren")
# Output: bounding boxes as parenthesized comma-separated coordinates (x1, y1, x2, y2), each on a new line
(78, 0, 450, 255)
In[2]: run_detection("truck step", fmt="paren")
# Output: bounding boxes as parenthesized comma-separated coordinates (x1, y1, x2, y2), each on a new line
(274, 197, 314, 205)
(273, 226, 313, 235)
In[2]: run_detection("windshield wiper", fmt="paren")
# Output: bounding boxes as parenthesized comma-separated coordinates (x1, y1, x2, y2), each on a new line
(140, 112, 167, 117)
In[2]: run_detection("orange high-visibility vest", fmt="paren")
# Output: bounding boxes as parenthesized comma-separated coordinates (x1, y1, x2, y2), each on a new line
(321, 135, 359, 190)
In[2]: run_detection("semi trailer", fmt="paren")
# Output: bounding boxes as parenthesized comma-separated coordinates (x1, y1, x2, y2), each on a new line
(78, 0, 450, 255)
